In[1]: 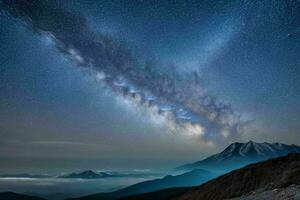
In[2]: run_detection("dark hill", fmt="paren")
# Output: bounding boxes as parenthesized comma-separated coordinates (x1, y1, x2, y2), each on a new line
(68, 169, 218, 200)
(59, 170, 110, 179)
(0, 192, 46, 200)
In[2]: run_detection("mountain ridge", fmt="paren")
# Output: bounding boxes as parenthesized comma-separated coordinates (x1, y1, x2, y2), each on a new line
(120, 153, 300, 200)
(177, 141, 300, 172)
(174, 153, 300, 200)
(69, 141, 300, 200)
(68, 169, 218, 200)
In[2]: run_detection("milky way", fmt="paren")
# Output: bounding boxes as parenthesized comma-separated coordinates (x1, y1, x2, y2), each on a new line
(1, 0, 250, 143)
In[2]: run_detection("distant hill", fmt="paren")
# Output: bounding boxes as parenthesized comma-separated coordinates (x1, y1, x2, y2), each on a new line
(0, 192, 46, 200)
(177, 141, 300, 172)
(69, 169, 218, 200)
(120, 153, 300, 200)
(58, 170, 160, 179)
(59, 170, 111, 179)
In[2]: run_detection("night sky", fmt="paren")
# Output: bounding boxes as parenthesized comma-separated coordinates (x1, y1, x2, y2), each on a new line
(0, 0, 300, 171)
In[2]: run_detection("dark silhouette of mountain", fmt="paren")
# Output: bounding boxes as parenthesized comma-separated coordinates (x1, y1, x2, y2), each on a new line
(59, 170, 111, 179)
(177, 141, 300, 172)
(122, 153, 299, 200)
(58, 170, 159, 179)
(118, 187, 190, 200)
(68, 169, 218, 200)
(0, 192, 46, 200)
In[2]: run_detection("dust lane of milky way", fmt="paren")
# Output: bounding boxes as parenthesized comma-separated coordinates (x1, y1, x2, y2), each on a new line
(1, 0, 247, 144)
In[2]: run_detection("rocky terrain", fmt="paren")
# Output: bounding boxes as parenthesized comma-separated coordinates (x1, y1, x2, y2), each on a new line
(174, 153, 300, 200)
(228, 184, 300, 200)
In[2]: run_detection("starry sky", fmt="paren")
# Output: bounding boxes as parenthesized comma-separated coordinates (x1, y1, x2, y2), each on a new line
(0, 0, 300, 172)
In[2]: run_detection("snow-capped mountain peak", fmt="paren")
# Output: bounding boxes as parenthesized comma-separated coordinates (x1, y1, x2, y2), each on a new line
(215, 141, 300, 160)
(177, 141, 300, 172)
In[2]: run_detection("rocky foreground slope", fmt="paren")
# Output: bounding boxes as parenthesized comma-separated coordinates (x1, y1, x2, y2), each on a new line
(228, 184, 300, 200)
(174, 153, 300, 200)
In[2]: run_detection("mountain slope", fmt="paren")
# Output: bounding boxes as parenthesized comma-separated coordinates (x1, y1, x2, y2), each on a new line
(69, 169, 218, 200)
(0, 192, 46, 200)
(120, 153, 300, 200)
(228, 184, 300, 200)
(177, 141, 300, 172)
(174, 153, 300, 200)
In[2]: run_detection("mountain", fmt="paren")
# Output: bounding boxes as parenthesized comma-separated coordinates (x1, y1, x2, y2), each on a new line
(70, 141, 300, 200)
(59, 170, 111, 179)
(174, 153, 300, 200)
(121, 153, 300, 200)
(0, 192, 46, 200)
(177, 141, 300, 172)
(69, 169, 218, 200)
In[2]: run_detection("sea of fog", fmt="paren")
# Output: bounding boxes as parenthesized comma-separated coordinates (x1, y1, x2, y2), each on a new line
(0, 171, 163, 200)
